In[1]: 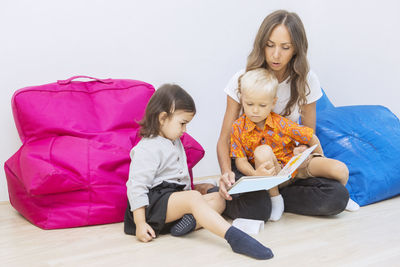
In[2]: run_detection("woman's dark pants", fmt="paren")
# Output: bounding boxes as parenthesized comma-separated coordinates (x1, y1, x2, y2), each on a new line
(209, 162, 349, 222)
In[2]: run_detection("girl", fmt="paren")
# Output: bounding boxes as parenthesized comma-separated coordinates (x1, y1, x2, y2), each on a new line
(215, 10, 351, 221)
(124, 84, 273, 260)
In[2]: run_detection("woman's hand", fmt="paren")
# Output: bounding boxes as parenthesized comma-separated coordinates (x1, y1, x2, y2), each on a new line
(217, 96, 241, 185)
(219, 171, 235, 201)
(135, 222, 156, 242)
(293, 144, 308, 155)
(293, 145, 309, 170)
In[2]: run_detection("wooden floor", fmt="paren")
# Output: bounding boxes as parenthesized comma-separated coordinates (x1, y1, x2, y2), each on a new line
(1, 196, 400, 267)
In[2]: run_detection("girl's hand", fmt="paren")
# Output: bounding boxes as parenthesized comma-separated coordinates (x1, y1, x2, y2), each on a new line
(219, 171, 235, 201)
(135, 222, 156, 242)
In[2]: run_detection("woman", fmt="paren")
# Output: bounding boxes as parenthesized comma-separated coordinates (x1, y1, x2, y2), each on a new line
(215, 10, 349, 221)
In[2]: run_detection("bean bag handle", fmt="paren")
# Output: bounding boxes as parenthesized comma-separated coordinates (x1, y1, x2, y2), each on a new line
(57, 76, 113, 85)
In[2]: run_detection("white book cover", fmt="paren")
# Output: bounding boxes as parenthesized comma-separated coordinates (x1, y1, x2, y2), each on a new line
(228, 145, 318, 195)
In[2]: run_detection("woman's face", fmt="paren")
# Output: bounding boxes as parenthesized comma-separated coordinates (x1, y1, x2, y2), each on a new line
(264, 24, 295, 80)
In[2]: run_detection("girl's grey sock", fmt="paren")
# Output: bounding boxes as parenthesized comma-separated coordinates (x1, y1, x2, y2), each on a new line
(224, 226, 273, 260)
(171, 214, 196, 236)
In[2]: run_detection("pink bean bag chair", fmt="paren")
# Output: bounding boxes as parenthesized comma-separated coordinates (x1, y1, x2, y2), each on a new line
(4, 76, 205, 229)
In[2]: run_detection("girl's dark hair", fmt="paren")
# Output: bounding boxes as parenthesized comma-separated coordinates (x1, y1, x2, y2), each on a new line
(139, 84, 196, 138)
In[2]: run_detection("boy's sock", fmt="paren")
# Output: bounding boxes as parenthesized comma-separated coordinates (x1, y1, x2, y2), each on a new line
(225, 226, 273, 260)
(269, 194, 284, 221)
(171, 214, 196, 236)
(345, 198, 360, 211)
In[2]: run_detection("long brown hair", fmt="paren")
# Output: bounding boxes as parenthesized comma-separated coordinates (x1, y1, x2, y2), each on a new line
(246, 10, 310, 117)
(139, 84, 196, 138)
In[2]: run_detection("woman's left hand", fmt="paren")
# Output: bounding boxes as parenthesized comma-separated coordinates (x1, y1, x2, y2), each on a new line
(293, 145, 308, 155)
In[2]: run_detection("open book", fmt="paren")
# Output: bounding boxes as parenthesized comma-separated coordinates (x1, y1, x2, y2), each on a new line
(228, 144, 318, 195)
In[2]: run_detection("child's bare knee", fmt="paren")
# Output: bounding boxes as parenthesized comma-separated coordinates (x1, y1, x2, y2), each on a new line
(338, 162, 349, 178)
(206, 192, 226, 211)
(188, 190, 202, 198)
(207, 192, 222, 201)
(187, 190, 203, 205)
(212, 192, 226, 207)
(332, 161, 349, 183)
(254, 145, 274, 161)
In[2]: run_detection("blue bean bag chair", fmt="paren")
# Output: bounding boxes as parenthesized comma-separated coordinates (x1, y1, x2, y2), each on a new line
(316, 90, 400, 206)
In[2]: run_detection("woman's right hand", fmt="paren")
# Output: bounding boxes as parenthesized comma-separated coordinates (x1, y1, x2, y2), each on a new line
(216, 96, 241, 202)
(135, 222, 156, 242)
(219, 171, 236, 201)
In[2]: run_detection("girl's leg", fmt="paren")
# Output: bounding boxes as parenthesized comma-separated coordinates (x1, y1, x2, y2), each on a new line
(190, 192, 226, 230)
(254, 145, 284, 221)
(307, 157, 349, 185)
(165, 190, 273, 260)
(203, 192, 226, 214)
(170, 192, 226, 234)
(165, 190, 229, 237)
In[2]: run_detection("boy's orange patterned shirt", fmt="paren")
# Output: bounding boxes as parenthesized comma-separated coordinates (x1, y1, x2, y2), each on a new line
(230, 112, 314, 166)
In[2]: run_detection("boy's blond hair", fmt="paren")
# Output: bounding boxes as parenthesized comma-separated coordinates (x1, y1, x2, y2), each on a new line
(238, 68, 279, 100)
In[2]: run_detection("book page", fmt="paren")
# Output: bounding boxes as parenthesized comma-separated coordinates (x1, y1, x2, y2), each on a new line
(227, 144, 317, 194)
(277, 144, 318, 177)
(228, 175, 290, 194)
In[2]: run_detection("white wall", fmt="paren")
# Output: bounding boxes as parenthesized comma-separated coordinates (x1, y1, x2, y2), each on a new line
(1, 0, 399, 201)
